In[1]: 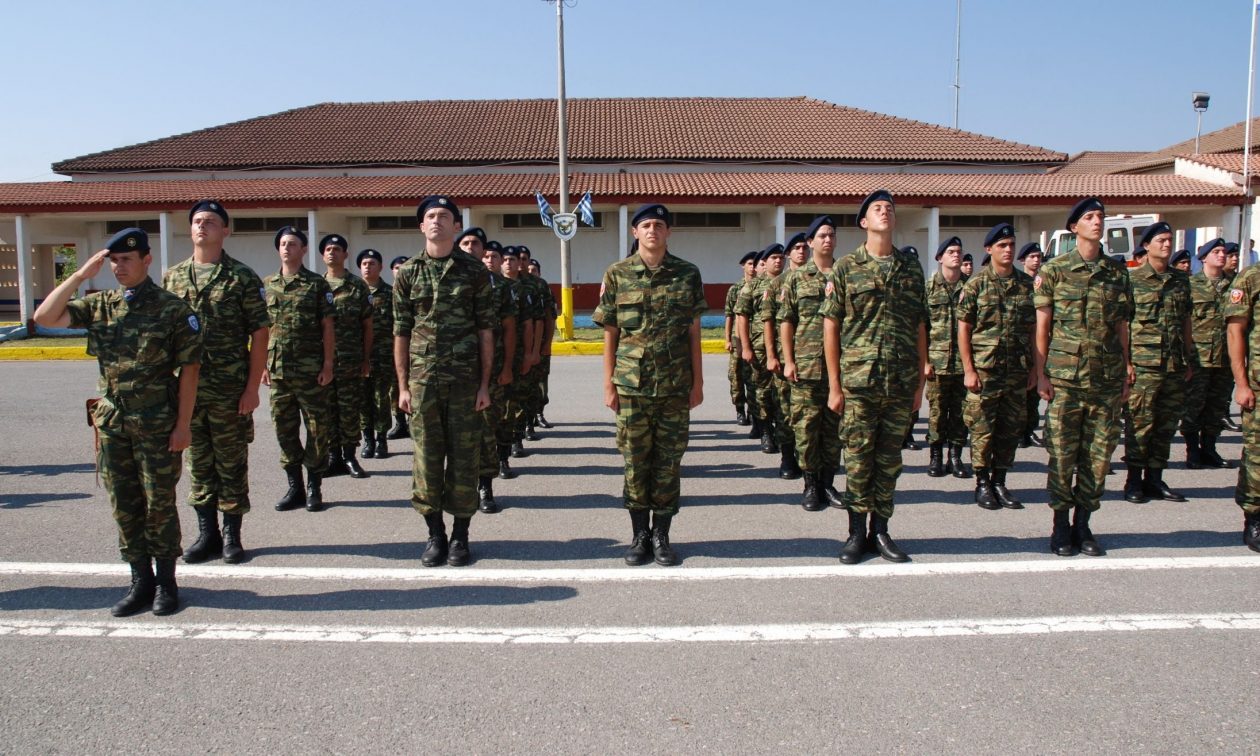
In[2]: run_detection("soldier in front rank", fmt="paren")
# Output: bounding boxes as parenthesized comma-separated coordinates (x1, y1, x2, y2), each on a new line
(1223, 258, 1260, 551)
(394, 196, 496, 567)
(595, 204, 706, 567)
(762, 232, 808, 480)
(782, 216, 845, 512)
(386, 255, 411, 440)
(1122, 222, 1192, 504)
(738, 244, 784, 455)
(822, 190, 927, 564)
(527, 256, 557, 431)
(35, 228, 201, 616)
(265, 226, 335, 513)
(162, 200, 269, 566)
(501, 246, 540, 462)
(477, 240, 518, 506)
(925, 236, 970, 479)
(1018, 242, 1046, 448)
(1183, 238, 1236, 469)
(319, 234, 373, 479)
(1034, 198, 1133, 557)
(726, 251, 757, 425)
(958, 223, 1036, 510)
(357, 249, 394, 460)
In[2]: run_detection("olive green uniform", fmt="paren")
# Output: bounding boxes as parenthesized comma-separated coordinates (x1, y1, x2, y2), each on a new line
(781, 261, 843, 476)
(325, 271, 373, 447)
(761, 270, 795, 450)
(1182, 272, 1233, 439)
(735, 274, 775, 427)
(1222, 269, 1260, 518)
(925, 271, 968, 447)
(361, 279, 395, 435)
(1125, 262, 1191, 469)
(725, 282, 749, 410)
(264, 267, 334, 475)
(480, 270, 518, 478)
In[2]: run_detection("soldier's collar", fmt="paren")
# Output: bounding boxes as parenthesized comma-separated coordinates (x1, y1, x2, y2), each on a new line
(119, 276, 157, 304)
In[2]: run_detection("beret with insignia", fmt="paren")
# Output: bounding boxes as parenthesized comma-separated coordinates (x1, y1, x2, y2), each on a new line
(935, 236, 963, 260)
(858, 189, 895, 222)
(962, 253, 973, 263)
(105, 227, 149, 254)
(319, 234, 348, 252)
(1225, 241, 1241, 256)
(739, 251, 758, 265)
(485, 240, 504, 253)
(804, 215, 835, 241)
(457, 227, 488, 245)
(1017, 242, 1042, 261)
(631, 203, 672, 228)
(903, 246, 918, 257)
(760, 242, 785, 260)
(517, 244, 533, 259)
(417, 195, 460, 221)
(1139, 222, 1172, 248)
(983, 222, 1015, 248)
(1198, 237, 1227, 260)
(274, 225, 307, 249)
(1066, 197, 1105, 230)
(1171, 249, 1191, 266)
(785, 232, 807, 250)
(189, 199, 228, 225)
(389, 255, 409, 269)
(356, 248, 383, 267)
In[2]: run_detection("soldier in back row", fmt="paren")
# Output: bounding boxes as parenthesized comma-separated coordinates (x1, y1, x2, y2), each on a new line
(357, 249, 394, 461)
(761, 232, 807, 480)
(1183, 238, 1236, 470)
(737, 244, 784, 455)
(1017, 242, 1046, 448)
(925, 235, 970, 479)
(725, 251, 757, 425)
(320, 234, 373, 479)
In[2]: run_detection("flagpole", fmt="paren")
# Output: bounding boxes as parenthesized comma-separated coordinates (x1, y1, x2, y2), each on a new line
(1243, 0, 1258, 264)
(554, 0, 574, 340)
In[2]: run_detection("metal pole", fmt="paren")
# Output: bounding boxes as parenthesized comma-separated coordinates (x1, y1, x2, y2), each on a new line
(1196, 110, 1203, 155)
(952, 0, 962, 129)
(555, 0, 574, 340)
(1243, 0, 1257, 260)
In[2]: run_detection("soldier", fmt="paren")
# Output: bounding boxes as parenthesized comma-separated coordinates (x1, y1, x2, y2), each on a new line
(1172, 249, 1192, 273)
(527, 256, 557, 431)
(1122, 222, 1192, 503)
(1225, 242, 1241, 279)
(781, 218, 845, 512)
(162, 200, 269, 566)
(357, 249, 394, 461)
(1223, 256, 1260, 551)
(822, 190, 927, 564)
(1018, 242, 1046, 448)
(394, 196, 496, 567)
(762, 232, 808, 479)
(726, 251, 757, 425)
(35, 228, 201, 616)
(472, 236, 517, 512)
(386, 255, 411, 440)
(264, 226, 335, 512)
(319, 234, 373, 479)
(738, 244, 785, 456)
(502, 246, 541, 461)
(925, 236, 970, 479)
(1033, 198, 1133, 557)
(1183, 238, 1236, 469)
(961, 253, 974, 278)
(517, 246, 551, 442)
(594, 203, 706, 566)
(902, 244, 926, 453)
(510, 246, 545, 451)
(958, 223, 1035, 510)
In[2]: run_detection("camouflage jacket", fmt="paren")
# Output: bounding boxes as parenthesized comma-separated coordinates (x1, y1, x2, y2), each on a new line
(365, 279, 394, 366)
(1033, 249, 1132, 389)
(535, 275, 557, 319)
(392, 249, 496, 385)
(507, 275, 541, 360)
(162, 251, 269, 401)
(1188, 272, 1231, 369)
(734, 274, 770, 355)
(957, 266, 1035, 375)
(724, 281, 743, 347)
(1223, 267, 1260, 387)
(325, 271, 372, 375)
(779, 260, 836, 381)
(1128, 262, 1191, 373)
(264, 266, 334, 381)
(926, 271, 966, 376)
(488, 270, 519, 372)
(760, 269, 791, 361)
(592, 251, 706, 397)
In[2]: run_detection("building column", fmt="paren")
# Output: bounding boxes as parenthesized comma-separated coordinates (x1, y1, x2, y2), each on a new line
(15, 215, 33, 327)
(462, 206, 472, 229)
(307, 210, 319, 270)
(926, 207, 941, 274)
(618, 204, 629, 259)
(775, 205, 786, 244)
(158, 212, 172, 275)
(1224, 205, 1243, 242)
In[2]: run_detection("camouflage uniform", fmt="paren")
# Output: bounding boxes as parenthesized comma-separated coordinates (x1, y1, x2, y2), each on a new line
(512, 274, 546, 437)
(69, 278, 202, 561)
(361, 279, 395, 435)
(761, 269, 796, 451)
(821, 245, 927, 518)
(393, 250, 496, 517)
(264, 267, 334, 474)
(535, 275, 555, 416)
(781, 261, 843, 475)
(1222, 268, 1260, 528)
(725, 282, 748, 410)
(506, 275, 542, 442)
(593, 252, 706, 515)
(736, 274, 775, 427)
(1125, 262, 1191, 469)
(163, 253, 269, 515)
(925, 271, 968, 446)
(480, 270, 518, 479)
(325, 271, 373, 446)
(1183, 272, 1233, 440)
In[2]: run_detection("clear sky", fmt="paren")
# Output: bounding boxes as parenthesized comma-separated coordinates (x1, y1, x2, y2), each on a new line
(1, 0, 1253, 182)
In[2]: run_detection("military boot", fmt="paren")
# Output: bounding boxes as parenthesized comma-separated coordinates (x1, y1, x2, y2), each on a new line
(868, 513, 909, 562)
(221, 513, 245, 564)
(624, 510, 653, 566)
(375, 431, 388, 459)
(511, 434, 528, 458)
(991, 469, 1023, 509)
(1050, 508, 1075, 557)
(1225, 414, 1242, 432)
(182, 505, 222, 563)
(1123, 466, 1149, 503)
(760, 423, 779, 454)
(325, 446, 348, 477)
(448, 517, 472, 567)
(1200, 433, 1234, 469)
(735, 402, 749, 426)
(525, 418, 540, 442)
(975, 469, 1001, 510)
(110, 559, 156, 617)
(819, 470, 844, 509)
(651, 514, 677, 566)
(497, 444, 516, 479)
(1072, 506, 1104, 557)
(343, 445, 369, 479)
(1142, 468, 1186, 502)
(360, 429, 376, 459)
(1184, 431, 1203, 469)
(778, 446, 802, 480)
(478, 476, 499, 514)
(275, 464, 306, 511)
(421, 513, 448, 567)
(839, 509, 869, 565)
(305, 471, 324, 512)
(747, 417, 762, 440)
(902, 429, 922, 451)
(1244, 511, 1260, 552)
(387, 410, 409, 439)
(949, 444, 972, 478)
(536, 412, 554, 429)
(800, 472, 824, 512)
(152, 558, 180, 616)
(927, 442, 946, 477)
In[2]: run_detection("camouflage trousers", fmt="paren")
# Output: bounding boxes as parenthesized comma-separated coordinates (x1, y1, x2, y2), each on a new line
(1025, 388, 1042, 436)
(93, 400, 183, 562)
(480, 379, 509, 478)
(186, 393, 254, 515)
(727, 342, 746, 407)
(774, 373, 795, 448)
(748, 350, 775, 424)
(616, 393, 691, 515)
(539, 352, 552, 409)
(1125, 369, 1185, 469)
(926, 373, 968, 446)
(789, 378, 842, 475)
(1235, 402, 1260, 514)
(842, 385, 915, 519)
(360, 361, 394, 434)
(328, 370, 365, 447)
(963, 370, 1025, 471)
(409, 380, 480, 517)
(1182, 366, 1233, 437)
(508, 358, 539, 436)
(1045, 384, 1122, 512)
(270, 374, 331, 474)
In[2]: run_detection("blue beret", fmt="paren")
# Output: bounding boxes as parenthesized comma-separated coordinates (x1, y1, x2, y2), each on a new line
(319, 234, 348, 252)
(1226, 242, 1241, 255)
(761, 242, 785, 258)
(739, 251, 758, 265)
(274, 226, 307, 249)
(962, 253, 973, 263)
(1066, 197, 1105, 230)
(981, 255, 991, 267)
(1139, 222, 1172, 248)
(356, 249, 383, 267)
(389, 255, 409, 268)
(417, 195, 459, 220)
(785, 232, 807, 250)
(1017, 242, 1042, 260)
(105, 227, 149, 254)
(858, 189, 895, 221)
(1110, 254, 1127, 265)
(805, 215, 835, 241)
(902, 246, 918, 256)
(1171, 249, 1191, 265)
(1198, 237, 1226, 260)
(457, 227, 487, 245)
(485, 240, 504, 253)
(984, 223, 1015, 248)
(188, 199, 228, 225)
(935, 236, 963, 260)
(631, 203, 672, 228)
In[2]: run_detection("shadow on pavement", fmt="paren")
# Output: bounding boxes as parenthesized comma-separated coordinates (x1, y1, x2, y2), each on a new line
(0, 463, 96, 477)
(1, 491, 95, 509)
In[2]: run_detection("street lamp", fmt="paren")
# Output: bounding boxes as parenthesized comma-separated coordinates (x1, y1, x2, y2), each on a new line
(1193, 91, 1210, 155)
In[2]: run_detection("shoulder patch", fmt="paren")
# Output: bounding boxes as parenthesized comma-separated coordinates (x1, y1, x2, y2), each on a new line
(762, 290, 769, 302)
(259, 286, 266, 301)
(825, 280, 835, 296)
(187, 314, 200, 333)
(599, 282, 606, 298)
(1231, 288, 1245, 304)
(1033, 275, 1043, 291)
(367, 294, 374, 306)
(325, 291, 334, 304)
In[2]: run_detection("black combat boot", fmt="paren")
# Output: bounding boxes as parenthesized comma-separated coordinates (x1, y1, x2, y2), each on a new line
(343, 445, 369, 479)
(111, 559, 156, 617)
(819, 470, 844, 509)
(735, 402, 748, 426)
(902, 429, 921, 451)
(1142, 468, 1186, 502)
(1123, 466, 1149, 503)
(1019, 433, 1032, 449)
(152, 558, 179, 616)
(275, 464, 306, 511)
(927, 442, 946, 477)
(536, 412, 554, 429)
(1244, 511, 1260, 552)
(421, 513, 448, 567)
(975, 469, 1000, 510)
(448, 517, 472, 566)
(525, 418, 540, 442)
(221, 513, 245, 564)
(839, 509, 869, 565)
(651, 514, 677, 566)
(949, 444, 972, 479)
(511, 434, 528, 458)
(325, 446, 348, 477)
(497, 444, 516, 479)
(748, 417, 762, 440)
(992, 469, 1023, 509)
(1200, 433, 1233, 469)
(800, 472, 824, 511)
(760, 424, 779, 454)
(305, 471, 323, 512)
(478, 476, 499, 514)
(625, 510, 653, 566)
(1050, 508, 1075, 556)
(182, 506, 222, 563)
(1072, 506, 1104, 557)
(1029, 431, 1045, 447)
(1184, 431, 1203, 469)
(387, 410, 409, 439)
(375, 431, 388, 459)
(360, 429, 376, 459)
(868, 513, 909, 562)
(778, 446, 802, 480)
(1225, 414, 1242, 431)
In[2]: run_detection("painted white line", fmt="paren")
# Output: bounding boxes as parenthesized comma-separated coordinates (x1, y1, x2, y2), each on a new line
(0, 612, 1257, 646)
(0, 556, 1257, 584)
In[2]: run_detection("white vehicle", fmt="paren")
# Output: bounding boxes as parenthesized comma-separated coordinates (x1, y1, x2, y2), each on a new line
(1045, 214, 1158, 260)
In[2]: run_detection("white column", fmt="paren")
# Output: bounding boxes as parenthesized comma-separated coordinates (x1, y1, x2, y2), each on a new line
(15, 215, 33, 326)
(926, 207, 941, 274)
(1224, 206, 1243, 242)
(462, 206, 472, 229)
(307, 210, 319, 270)
(158, 212, 172, 275)
(618, 204, 629, 259)
(774, 205, 786, 244)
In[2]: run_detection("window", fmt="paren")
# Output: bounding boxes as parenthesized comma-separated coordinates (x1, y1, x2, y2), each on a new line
(672, 212, 741, 229)
(233, 217, 309, 234)
(105, 219, 160, 234)
(1107, 228, 1131, 256)
(939, 215, 1015, 229)
(365, 215, 416, 231)
(503, 212, 603, 229)
(784, 213, 859, 228)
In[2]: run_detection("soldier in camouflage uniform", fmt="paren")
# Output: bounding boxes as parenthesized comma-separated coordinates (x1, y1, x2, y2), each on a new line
(726, 251, 757, 425)
(386, 256, 411, 439)
(319, 234, 373, 479)
(36, 228, 201, 616)
(508, 246, 545, 454)
(357, 249, 394, 460)
(1018, 242, 1046, 448)
(1223, 257, 1260, 551)
(394, 196, 496, 567)
(1034, 198, 1134, 557)
(516, 245, 549, 443)
(594, 203, 707, 567)
(738, 244, 785, 455)
(762, 232, 808, 480)
(528, 256, 556, 431)
(958, 223, 1036, 511)
(163, 200, 270, 566)
(1183, 238, 1236, 469)
(501, 246, 541, 464)
(822, 191, 927, 564)
(925, 236, 970, 479)
(264, 226, 335, 513)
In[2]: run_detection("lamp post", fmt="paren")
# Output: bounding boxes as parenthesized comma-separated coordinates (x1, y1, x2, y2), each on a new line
(547, 0, 574, 340)
(1193, 91, 1210, 155)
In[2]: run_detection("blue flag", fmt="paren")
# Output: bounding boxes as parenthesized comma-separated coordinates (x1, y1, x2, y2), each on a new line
(575, 191, 595, 226)
(534, 192, 554, 229)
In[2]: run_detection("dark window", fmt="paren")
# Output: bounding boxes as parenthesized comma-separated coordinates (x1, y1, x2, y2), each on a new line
(939, 215, 1015, 229)
(503, 212, 603, 229)
(672, 212, 741, 229)
(784, 213, 859, 229)
(105, 219, 161, 234)
(365, 215, 416, 231)
(233, 217, 309, 234)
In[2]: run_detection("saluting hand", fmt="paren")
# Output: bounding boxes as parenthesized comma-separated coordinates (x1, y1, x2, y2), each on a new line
(80, 248, 111, 280)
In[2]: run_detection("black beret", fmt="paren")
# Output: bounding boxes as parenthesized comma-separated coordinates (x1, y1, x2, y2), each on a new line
(1198, 237, 1227, 260)
(389, 255, 409, 268)
(189, 199, 228, 225)
(417, 195, 459, 220)
(457, 227, 487, 245)
(631, 203, 672, 228)
(902, 246, 918, 256)
(1110, 254, 1127, 265)
(935, 236, 963, 260)
(319, 234, 348, 252)
(273, 226, 307, 249)
(981, 255, 991, 267)
(501, 245, 518, 258)
(983, 222, 1016, 248)
(739, 251, 758, 265)
(858, 189, 895, 221)
(485, 240, 504, 253)
(355, 249, 383, 267)
(517, 244, 532, 258)
(1139, 222, 1172, 248)
(529, 260, 542, 271)
(804, 215, 836, 241)
(1226, 242, 1241, 255)
(962, 253, 973, 263)
(761, 242, 785, 258)
(1171, 249, 1191, 265)
(785, 232, 808, 250)
(105, 227, 149, 254)
(1066, 197, 1105, 230)
(1017, 242, 1042, 260)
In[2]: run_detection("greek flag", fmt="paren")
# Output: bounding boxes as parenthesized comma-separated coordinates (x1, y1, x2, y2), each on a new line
(575, 191, 595, 226)
(534, 191, 554, 229)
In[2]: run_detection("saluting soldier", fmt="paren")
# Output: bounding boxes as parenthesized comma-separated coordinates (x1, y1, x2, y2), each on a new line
(958, 222, 1036, 510)
(386, 255, 411, 440)
(1018, 242, 1046, 447)
(1183, 238, 1236, 469)
(726, 251, 757, 425)
(594, 203, 706, 567)
(1222, 257, 1260, 551)
(265, 226, 335, 512)
(762, 232, 808, 479)
(925, 236, 970, 479)
(1034, 198, 1133, 557)
(822, 190, 927, 564)
(162, 200, 269, 566)
(357, 249, 394, 460)
(319, 234, 373, 479)
(35, 228, 201, 616)
(738, 244, 784, 455)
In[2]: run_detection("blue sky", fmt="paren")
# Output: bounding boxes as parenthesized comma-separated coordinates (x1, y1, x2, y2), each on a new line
(1, 0, 1252, 182)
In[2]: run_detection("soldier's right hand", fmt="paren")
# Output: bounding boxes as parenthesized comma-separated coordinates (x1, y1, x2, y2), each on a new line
(1237, 384, 1256, 412)
(827, 387, 845, 415)
(317, 365, 333, 386)
(398, 389, 413, 414)
(724, 339, 733, 353)
(766, 355, 781, 374)
(497, 368, 513, 386)
(261, 370, 271, 387)
(963, 368, 981, 393)
(604, 382, 619, 413)
(741, 347, 754, 362)
(1037, 374, 1054, 402)
(80, 249, 111, 280)
(784, 362, 798, 383)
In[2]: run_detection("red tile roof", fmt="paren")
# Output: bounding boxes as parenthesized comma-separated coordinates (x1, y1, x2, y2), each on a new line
(1109, 117, 1260, 173)
(1051, 151, 1148, 175)
(52, 97, 1067, 174)
(1179, 153, 1260, 178)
